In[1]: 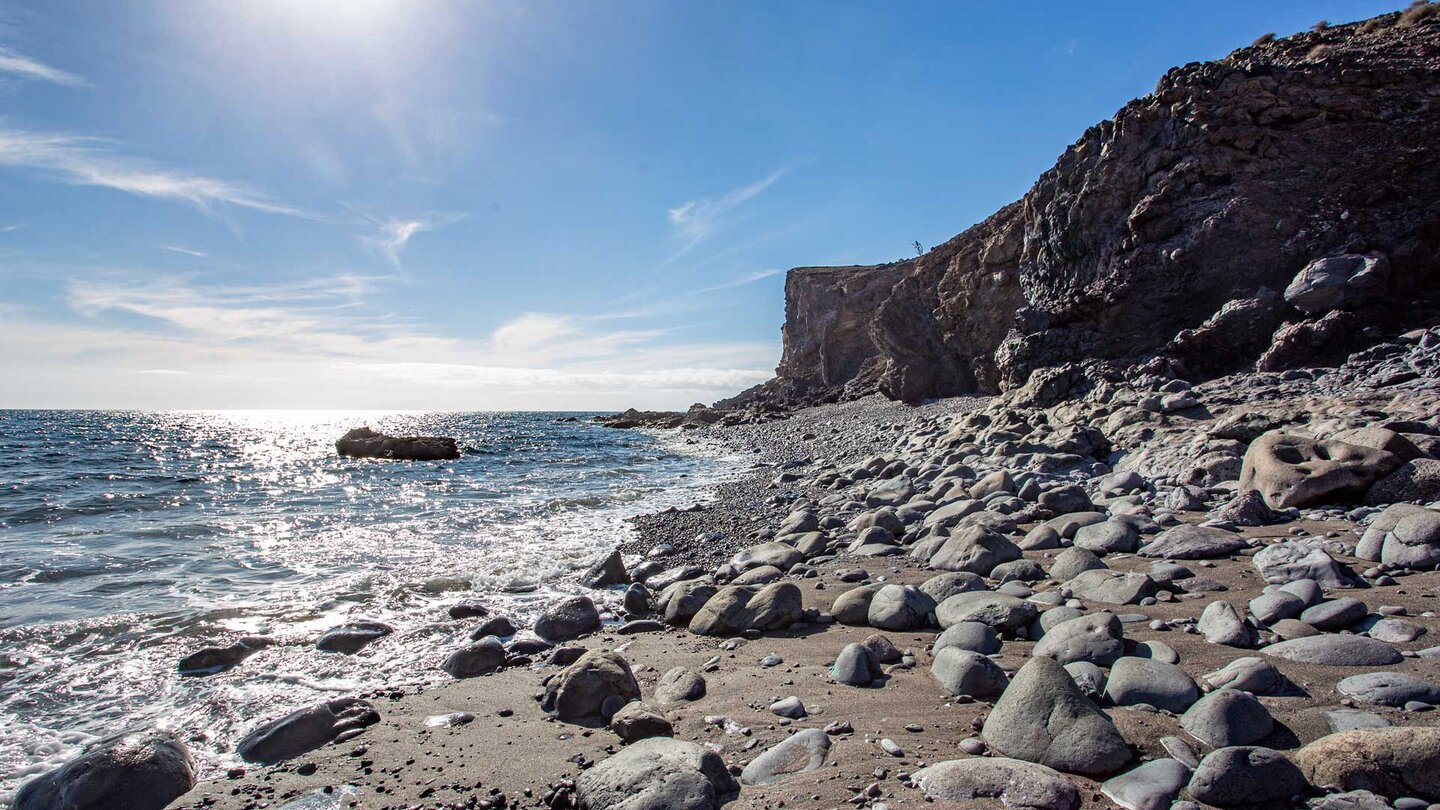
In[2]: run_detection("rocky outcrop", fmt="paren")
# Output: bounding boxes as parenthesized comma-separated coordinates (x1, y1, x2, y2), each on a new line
(336, 427, 459, 460)
(744, 12, 1440, 406)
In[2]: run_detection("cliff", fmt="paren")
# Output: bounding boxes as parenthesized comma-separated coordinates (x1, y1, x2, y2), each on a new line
(738, 6, 1440, 408)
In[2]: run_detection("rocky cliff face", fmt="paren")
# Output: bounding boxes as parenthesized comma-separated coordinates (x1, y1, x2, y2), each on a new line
(745, 7, 1440, 408)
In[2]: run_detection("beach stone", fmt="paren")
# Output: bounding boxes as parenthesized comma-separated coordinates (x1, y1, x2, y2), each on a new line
(576, 737, 738, 810)
(918, 571, 987, 602)
(1336, 672, 1440, 707)
(925, 525, 1022, 576)
(935, 591, 1039, 634)
(534, 595, 601, 641)
(853, 508, 906, 535)
(1249, 591, 1307, 625)
(623, 582, 650, 616)
(1104, 657, 1199, 713)
(609, 702, 673, 742)
(1074, 520, 1140, 555)
(660, 580, 718, 626)
(831, 642, 881, 686)
(862, 633, 902, 663)
(1253, 540, 1361, 588)
(1040, 485, 1094, 514)
(1296, 727, 1440, 801)
(912, 758, 1080, 810)
(769, 696, 805, 719)
(1363, 617, 1425, 643)
(442, 636, 506, 679)
(992, 558, 1047, 583)
(582, 548, 630, 588)
(730, 565, 783, 585)
(1198, 600, 1257, 648)
(1365, 459, 1440, 506)
(314, 620, 394, 654)
(731, 542, 804, 572)
(1138, 524, 1246, 559)
(1064, 661, 1106, 698)
(1211, 489, 1282, 527)
(1033, 612, 1125, 667)
(1134, 640, 1179, 664)
(983, 656, 1132, 776)
(933, 621, 1001, 655)
(541, 651, 641, 725)
(237, 698, 380, 764)
(866, 584, 935, 631)
(740, 728, 831, 786)
(1201, 657, 1286, 695)
(1263, 635, 1402, 666)
(1067, 569, 1157, 605)
(866, 476, 914, 507)
(1189, 746, 1305, 807)
(830, 585, 878, 625)
(1272, 618, 1321, 639)
(1380, 510, 1440, 570)
(1326, 708, 1391, 733)
(655, 667, 706, 705)
(1038, 605, 1085, 633)
(178, 636, 273, 676)
(471, 615, 517, 639)
(688, 582, 803, 636)
(1308, 790, 1394, 810)
(779, 509, 819, 535)
(1301, 597, 1367, 631)
(1050, 546, 1108, 582)
(930, 647, 1008, 698)
(1356, 503, 1437, 561)
(1181, 688, 1274, 747)
(13, 732, 196, 810)
(1160, 736, 1201, 769)
(1279, 578, 1324, 604)
(1020, 524, 1064, 550)
(1240, 431, 1400, 509)
(1100, 758, 1190, 810)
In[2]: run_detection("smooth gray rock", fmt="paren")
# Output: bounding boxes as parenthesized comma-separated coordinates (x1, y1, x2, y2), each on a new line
(1307, 789, 1394, 810)
(1050, 546, 1108, 582)
(992, 558, 1047, 583)
(314, 620, 393, 654)
(1198, 601, 1257, 648)
(1249, 591, 1307, 625)
(1301, 597, 1367, 631)
(1135, 640, 1179, 664)
(689, 582, 803, 636)
(1064, 661, 1106, 698)
(608, 702, 673, 743)
(925, 525, 1022, 576)
(1363, 617, 1425, 643)
(867, 584, 935, 631)
(913, 758, 1080, 810)
(13, 732, 196, 810)
(581, 548, 630, 588)
(540, 651, 641, 725)
(1074, 520, 1140, 555)
(660, 579, 718, 626)
(769, 696, 806, 719)
(933, 621, 1001, 655)
(983, 656, 1131, 776)
(1188, 746, 1305, 808)
(831, 642, 881, 686)
(731, 542, 804, 572)
(654, 667, 706, 705)
(1263, 635, 1402, 666)
(739, 728, 830, 786)
(1336, 672, 1440, 707)
(1254, 540, 1362, 588)
(1279, 578, 1324, 606)
(1104, 657, 1199, 713)
(442, 636, 506, 678)
(1201, 657, 1286, 695)
(830, 585, 879, 625)
(1324, 708, 1391, 733)
(534, 595, 601, 641)
(935, 591, 1039, 635)
(1033, 612, 1125, 667)
(1067, 570, 1157, 605)
(1181, 688, 1274, 747)
(931, 647, 1008, 698)
(918, 571, 987, 603)
(237, 698, 379, 764)
(1100, 758, 1191, 810)
(576, 737, 738, 810)
(1138, 524, 1245, 559)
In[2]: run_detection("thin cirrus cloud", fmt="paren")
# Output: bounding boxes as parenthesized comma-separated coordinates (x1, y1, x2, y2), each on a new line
(667, 168, 786, 255)
(0, 46, 86, 87)
(361, 213, 466, 266)
(0, 128, 313, 219)
(692, 268, 781, 294)
(160, 245, 206, 258)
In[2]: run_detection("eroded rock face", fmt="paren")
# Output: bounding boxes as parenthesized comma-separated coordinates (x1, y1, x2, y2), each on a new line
(1238, 432, 1400, 509)
(731, 19, 1440, 407)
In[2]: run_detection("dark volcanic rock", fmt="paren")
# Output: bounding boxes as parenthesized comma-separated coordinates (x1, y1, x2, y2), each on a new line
(178, 636, 274, 676)
(14, 732, 196, 810)
(236, 697, 380, 764)
(336, 427, 460, 460)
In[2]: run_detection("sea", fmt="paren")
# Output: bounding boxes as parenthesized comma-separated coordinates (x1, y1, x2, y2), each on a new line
(0, 410, 741, 801)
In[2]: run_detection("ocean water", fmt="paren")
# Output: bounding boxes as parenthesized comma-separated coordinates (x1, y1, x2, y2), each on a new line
(0, 410, 739, 800)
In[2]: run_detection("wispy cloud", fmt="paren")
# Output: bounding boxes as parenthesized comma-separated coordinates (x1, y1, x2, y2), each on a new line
(360, 213, 465, 266)
(0, 224, 22, 233)
(668, 168, 786, 254)
(0, 46, 85, 87)
(160, 245, 206, 258)
(0, 128, 313, 218)
(692, 268, 781, 294)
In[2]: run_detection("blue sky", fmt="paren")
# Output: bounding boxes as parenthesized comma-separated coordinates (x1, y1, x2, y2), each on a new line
(0, 0, 1408, 410)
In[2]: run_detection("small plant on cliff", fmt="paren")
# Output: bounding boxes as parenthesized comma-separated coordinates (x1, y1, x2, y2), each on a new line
(912, 240, 925, 257)
(1251, 32, 1276, 46)
(1399, 0, 1438, 27)
(1359, 17, 1384, 34)
(1311, 20, 1330, 32)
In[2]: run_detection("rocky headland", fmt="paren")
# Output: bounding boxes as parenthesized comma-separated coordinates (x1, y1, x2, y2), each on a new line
(16, 6, 1440, 810)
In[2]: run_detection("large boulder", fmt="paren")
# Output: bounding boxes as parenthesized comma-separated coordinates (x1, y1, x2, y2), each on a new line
(1262, 635, 1402, 667)
(1100, 759, 1190, 810)
(1356, 503, 1440, 569)
(912, 758, 1080, 810)
(1180, 689, 1274, 747)
(930, 647, 1009, 698)
(14, 732, 196, 810)
(1238, 432, 1400, 509)
(688, 582, 803, 636)
(866, 584, 936, 631)
(739, 728, 831, 786)
(935, 591, 1039, 635)
(1283, 253, 1389, 314)
(1067, 569, 1157, 605)
(1187, 746, 1305, 808)
(237, 698, 380, 764)
(575, 737, 739, 810)
(1032, 612, 1125, 667)
(1295, 727, 1440, 801)
(534, 595, 602, 641)
(335, 427, 460, 460)
(581, 548, 630, 588)
(540, 651, 641, 725)
(660, 579, 718, 626)
(1138, 525, 1246, 559)
(982, 656, 1132, 776)
(921, 526, 1022, 575)
(1103, 657, 1199, 713)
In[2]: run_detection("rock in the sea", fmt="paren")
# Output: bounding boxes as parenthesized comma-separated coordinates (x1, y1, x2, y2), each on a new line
(1104, 657, 1199, 713)
(1262, 635, 1402, 667)
(541, 651, 641, 725)
(1335, 672, 1440, 707)
(1100, 758, 1191, 810)
(1188, 746, 1305, 808)
(237, 698, 380, 764)
(13, 732, 196, 810)
(178, 636, 273, 676)
(1138, 524, 1245, 559)
(534, 595, 601, 641)
(576, 737, 739, 810)
(1295, 727, 1440, 801)
(935, 591, 1039, 634)
(983, 656, 1131, 776)
(1180, 688, 1274, 747)
(1033, 612, 1125, 667)
(1067, 569, 1157, 606)
(315, 620, 393, 654)
(442, 636, 507, 678)
(913, 758, 1080, 810)
(931, 647, 1008, 698)
(581, 548, 630, 588)
(1239, 432, 1400, 510)
(335, 427, 460, 461)
(1197, 601, 1256, 648)
(609, 702, 673, 743)
(866, 584, 935, 631)
(831, 642, 881, 686)
(740, 728, 831, 786)
(689, 582, 803, 636)
(655, 667, 706, 705)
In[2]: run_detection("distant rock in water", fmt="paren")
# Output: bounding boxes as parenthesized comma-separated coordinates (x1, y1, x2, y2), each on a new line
(335, 427, 459, 460)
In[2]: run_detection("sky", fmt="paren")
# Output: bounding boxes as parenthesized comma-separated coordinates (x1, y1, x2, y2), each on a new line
(0, 0, 1410, 410)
